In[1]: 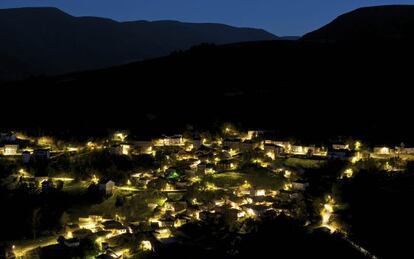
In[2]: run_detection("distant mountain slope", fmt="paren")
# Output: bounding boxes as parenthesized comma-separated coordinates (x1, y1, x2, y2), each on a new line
(302, 5, 414, 41)
(0, 7, 277, 80)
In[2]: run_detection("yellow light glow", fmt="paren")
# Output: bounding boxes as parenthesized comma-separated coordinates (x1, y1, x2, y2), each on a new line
(284, 170, 292, 178)
(355, 141, 361, 151)
(154, 228, 172, 239)
(266, 151, 275, 160)
(66, 231, 73, 239)
(384, 162, 393, 172)
(229, 149, 238, 157)
(140, 240, 153, 251)
(117, 186, 139, 192)
(127, 179, 131, 185)
(255, 189, 266, 196)
(190, 176, 202, 183)
(230, 163, 236, 170)
(258, 142, 265, 150)
(185, 144, 194, 152)
(342, 168, 354, 178)
(215, 199, 225, 206)
(91, 175, 99, 184)
(351, 151, 362, 164)
(67, 147, 79, 152)
(53, 177, 75, 182)
(242, 180, 251, 189)
(38, 136, 54, 147)
(95, 237, 104, 251)
(320, 195, 339, 233)
(205, 182, 218, 191)
(15, 132, 31, 141)
(121, 144, 130, 155)
(245, 208, 256, 218)
(205, 168, 216, 174)
(283, 183, 293, 191)
(87, 141, 95, 148)
(114, 132, 127, 142)
(324, 204, 333, 213)
(145, 146, 153, 154)
(114, 249, 130, 258)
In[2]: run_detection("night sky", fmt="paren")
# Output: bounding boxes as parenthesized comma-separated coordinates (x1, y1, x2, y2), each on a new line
(0, 0, 413, 35)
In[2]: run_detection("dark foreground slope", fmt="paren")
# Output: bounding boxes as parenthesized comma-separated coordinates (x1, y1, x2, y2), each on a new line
(2, 38, 413, 144)
(0, 7, 277, 81)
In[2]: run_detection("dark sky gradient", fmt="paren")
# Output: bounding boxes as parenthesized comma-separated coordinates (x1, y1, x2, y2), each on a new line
(1, 0, 413, 35)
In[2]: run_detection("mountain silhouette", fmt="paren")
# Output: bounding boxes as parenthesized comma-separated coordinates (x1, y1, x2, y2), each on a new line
(2, 5, 414, 145)
(302, 5, 414, 41)
(0, 7, 277, 81)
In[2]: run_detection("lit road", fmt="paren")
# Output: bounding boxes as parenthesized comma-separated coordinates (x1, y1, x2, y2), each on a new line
(13, 236, 57, 258)
(342, 236, 379, 259)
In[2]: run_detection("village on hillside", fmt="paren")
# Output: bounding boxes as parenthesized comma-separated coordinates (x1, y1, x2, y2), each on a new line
(0, 125, 411, 259)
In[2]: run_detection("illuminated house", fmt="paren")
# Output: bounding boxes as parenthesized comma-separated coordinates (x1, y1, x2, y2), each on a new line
(396, 147, 414, 154)
(2, 144, 18, 156)
(246, 130, 262, 140)
(216, 160, 237, 171)
(78, 215, 103, 231)
(109, 144, 130, 155)
(153, 135, 185, 147)
(164, 201, 188, 214)
(373, 147, 394, 155)
(290, 145, 311, 156)
(99, 180, 115, 195)
(332, 143, 350, 150)
(235, 185, 252, 196)
(101, 220, 127, 236)
(264, 144, 284, 158)
(254, 189, 266, 197)
(153, 228, 174, 242)
(241, 204, 271, 217)
(197, 162, 215, 175)
(265, 140, 291, 150)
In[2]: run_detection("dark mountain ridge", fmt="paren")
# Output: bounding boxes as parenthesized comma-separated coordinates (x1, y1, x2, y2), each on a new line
(0, 7, 277, 81)
(302, 5, 414, 41)
(2, 5, 414, 145)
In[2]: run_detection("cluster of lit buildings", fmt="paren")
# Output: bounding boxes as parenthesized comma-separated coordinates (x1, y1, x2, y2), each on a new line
(3, 128, 413, 258)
